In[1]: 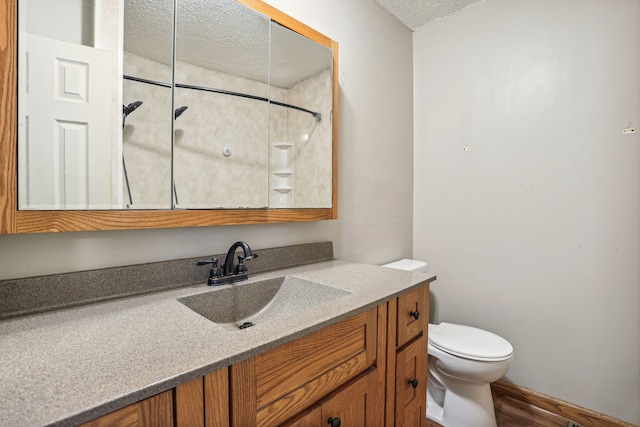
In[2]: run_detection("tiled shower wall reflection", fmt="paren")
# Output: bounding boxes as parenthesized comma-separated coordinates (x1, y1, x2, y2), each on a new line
(122, 52, 331, 209)
(123, 53, 172, 209)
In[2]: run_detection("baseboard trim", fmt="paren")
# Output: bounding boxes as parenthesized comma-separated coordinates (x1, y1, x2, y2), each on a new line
(491, 380, 637, 427)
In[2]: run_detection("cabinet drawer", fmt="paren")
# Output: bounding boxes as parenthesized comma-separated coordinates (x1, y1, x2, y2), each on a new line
(250, 307, 377, 426)
(397, 286, 428, 348)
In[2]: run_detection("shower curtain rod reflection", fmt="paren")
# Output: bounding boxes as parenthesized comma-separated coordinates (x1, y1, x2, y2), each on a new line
(123, 75, 322, 122)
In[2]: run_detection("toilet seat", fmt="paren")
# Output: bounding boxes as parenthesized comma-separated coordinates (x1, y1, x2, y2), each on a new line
(429, 322, 513, 361)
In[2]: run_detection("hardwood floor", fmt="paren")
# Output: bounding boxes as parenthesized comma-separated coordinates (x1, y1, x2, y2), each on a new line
(425, 394, 566, 427)
(425, 396, 562, 427)
(491, 381, 636, 427)
(493, 393, 566, 426)
(423, 381, 635, 427)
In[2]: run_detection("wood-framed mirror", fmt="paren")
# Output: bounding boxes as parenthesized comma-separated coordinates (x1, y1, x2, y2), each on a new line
(0, 0, 338, 234)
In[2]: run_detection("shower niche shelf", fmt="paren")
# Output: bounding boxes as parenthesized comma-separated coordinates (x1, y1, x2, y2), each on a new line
(273, 188, 293, 194)
(270, 142, 294, 208)
(273, 142, 293, 149)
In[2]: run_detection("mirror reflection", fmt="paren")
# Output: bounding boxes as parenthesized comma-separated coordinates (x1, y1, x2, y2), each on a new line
(18, 0, 122, 209)
(268, 22, 333, 208)
(173, 0, 270, 209)
(17, 0, 334, 211)
(122, 0, 174, 209)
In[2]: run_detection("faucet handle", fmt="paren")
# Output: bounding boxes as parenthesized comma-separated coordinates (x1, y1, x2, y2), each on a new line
(236, 255, 248, 274)
(235, 252, 258, 274)
(197, 257, 218, 267)
(243, 252, 258, 261)
(197, 258, 223, 280)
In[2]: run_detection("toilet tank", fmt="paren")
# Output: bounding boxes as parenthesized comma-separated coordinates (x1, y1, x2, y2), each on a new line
(382, 259, 427, 272)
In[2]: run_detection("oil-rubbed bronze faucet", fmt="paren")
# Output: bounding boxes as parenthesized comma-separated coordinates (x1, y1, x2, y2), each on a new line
(197, 241, 258, 286)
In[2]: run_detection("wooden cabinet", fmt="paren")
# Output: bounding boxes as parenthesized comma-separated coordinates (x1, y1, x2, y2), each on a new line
(395, 337, 428, 427)
(81, 367, 230, 427)
(281, 368, 380, 427)
(175, 367, 230, 427)
(80, 283, 431, 427)
(229, 306, 383, 426)
(397, 286, 428, 348)
(387, 283, 430, 427)
(203, 367, 230, 427)
(320, 368, 381, 426)
(79, 390, 173, 427)
(175, 377, 204, 427)
(281, 405, 323, 427)
(226, 283, 429, 427)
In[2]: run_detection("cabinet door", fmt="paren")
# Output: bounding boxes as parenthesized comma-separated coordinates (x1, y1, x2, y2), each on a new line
(320, 370, 378, 426)
(231, 307, 378, 427)
(79, 390, 173, 427)
(395, 337, 427, 427)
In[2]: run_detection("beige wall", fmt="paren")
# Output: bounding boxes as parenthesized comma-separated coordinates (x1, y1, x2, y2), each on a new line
(0, 0, 414, 279)
(413, 0, 640, 423)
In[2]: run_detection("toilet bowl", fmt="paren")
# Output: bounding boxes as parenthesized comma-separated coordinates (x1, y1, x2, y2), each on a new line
(381, 259, 514, 427)
(427, 322, 513, 427)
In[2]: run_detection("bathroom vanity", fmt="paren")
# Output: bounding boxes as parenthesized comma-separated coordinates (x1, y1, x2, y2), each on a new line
(0, 256, 434, 427)
(79, 285, 429, 427)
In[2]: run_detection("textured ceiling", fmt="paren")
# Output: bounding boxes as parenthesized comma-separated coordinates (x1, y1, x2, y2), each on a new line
(124, 0, 332, 88)
(123, 0, 483, 86)
(375, 0, 485, 30)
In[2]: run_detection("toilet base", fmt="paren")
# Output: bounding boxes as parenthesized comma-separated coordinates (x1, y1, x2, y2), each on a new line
(426, 376, 498, 427)
(426, 382, 445, 422)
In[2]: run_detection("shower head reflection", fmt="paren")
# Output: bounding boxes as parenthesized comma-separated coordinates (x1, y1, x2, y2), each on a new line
(175, 106, 188, 119)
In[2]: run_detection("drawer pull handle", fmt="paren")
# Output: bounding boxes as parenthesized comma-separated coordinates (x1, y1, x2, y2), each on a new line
(328, 416, 341, 427)
(409, 378, 419, 389)
(409, 309, 421, 320)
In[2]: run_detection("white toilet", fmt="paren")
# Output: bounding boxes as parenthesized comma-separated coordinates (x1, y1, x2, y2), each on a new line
(382, 259, 514, 427)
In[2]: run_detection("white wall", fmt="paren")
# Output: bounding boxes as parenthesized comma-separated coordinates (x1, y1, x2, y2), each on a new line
(413, 0, 640, 424)
(0, 0, 414, 279)
(25, 0, 95, 46)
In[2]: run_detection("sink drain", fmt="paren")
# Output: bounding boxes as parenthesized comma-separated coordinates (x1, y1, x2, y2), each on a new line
(239, 321, 255, 329)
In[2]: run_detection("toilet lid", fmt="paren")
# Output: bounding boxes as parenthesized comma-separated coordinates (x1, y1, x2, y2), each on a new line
(429, 323, 513, 361)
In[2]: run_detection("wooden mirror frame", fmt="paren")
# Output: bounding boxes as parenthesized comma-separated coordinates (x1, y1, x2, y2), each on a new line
(0, 0, 338, 234)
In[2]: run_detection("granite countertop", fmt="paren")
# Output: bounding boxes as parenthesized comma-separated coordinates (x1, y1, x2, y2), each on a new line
(0, 260, 435, 427)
